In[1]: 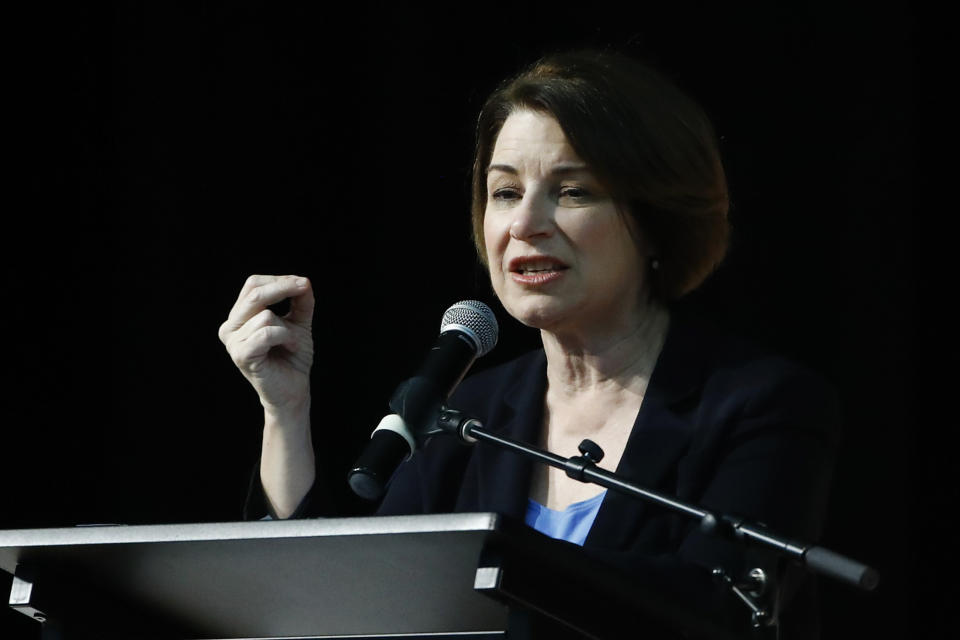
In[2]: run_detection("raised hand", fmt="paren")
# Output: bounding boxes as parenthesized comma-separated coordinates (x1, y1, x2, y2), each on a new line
(218, 274, 315, 417)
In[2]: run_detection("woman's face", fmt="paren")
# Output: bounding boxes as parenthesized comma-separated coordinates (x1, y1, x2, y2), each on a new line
(483, 110, 651, 334)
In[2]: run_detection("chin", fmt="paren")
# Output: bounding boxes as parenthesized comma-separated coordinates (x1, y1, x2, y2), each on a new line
(500, 295, 573, 331)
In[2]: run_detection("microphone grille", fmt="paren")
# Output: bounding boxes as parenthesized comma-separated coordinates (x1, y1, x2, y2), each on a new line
(441, 300, 499, 357)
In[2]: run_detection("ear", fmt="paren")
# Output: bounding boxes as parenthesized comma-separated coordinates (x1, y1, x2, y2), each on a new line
(640, 236, 659, 261)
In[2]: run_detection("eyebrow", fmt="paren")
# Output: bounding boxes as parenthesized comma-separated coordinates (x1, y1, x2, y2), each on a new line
(486, 162, 590, 176)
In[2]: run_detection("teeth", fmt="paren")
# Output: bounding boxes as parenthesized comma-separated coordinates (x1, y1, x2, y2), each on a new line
(515, 260, 562, 273)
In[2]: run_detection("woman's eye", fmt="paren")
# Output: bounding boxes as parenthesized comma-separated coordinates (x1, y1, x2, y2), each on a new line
(491, 188, 521, 201)
(559, 186, 590, 200)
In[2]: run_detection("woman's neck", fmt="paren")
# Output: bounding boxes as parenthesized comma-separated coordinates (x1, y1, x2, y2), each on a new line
(541, 300, 670, 401)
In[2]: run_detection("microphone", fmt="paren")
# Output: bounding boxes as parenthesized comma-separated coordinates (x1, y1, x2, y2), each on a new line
(348, 300, 498, 500)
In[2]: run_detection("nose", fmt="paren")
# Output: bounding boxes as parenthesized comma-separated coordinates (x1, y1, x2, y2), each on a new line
(509, 191, 554, 241)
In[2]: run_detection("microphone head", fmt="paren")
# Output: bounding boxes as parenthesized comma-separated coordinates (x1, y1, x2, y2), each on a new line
(441, 300, 498, 357)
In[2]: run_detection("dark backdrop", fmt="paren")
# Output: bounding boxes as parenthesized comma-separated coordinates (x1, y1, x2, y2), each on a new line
(5, 2, 925, 638)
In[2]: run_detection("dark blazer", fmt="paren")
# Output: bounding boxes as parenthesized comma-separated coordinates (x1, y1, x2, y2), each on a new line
(247, 312, 840, 638)
(377, 313, 840, 638)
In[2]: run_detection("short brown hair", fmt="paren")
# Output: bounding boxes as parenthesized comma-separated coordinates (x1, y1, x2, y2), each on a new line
(471, 50, 730, 301)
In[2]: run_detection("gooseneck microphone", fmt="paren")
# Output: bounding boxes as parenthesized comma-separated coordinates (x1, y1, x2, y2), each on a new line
(348, 301, 498, 500)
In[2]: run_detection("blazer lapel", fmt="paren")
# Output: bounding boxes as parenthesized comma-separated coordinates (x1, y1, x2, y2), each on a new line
(474, 351, 548, 520)
(586, 315, 706, 548)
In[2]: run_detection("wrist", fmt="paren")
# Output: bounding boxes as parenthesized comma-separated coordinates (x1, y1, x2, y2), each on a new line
(262, 398, 311, 431)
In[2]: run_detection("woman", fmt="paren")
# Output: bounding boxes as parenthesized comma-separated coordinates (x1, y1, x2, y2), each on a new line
(219, 51, 838, 638)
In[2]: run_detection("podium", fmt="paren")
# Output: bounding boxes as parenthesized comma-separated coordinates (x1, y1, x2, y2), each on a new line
(1, 513, 748, 639)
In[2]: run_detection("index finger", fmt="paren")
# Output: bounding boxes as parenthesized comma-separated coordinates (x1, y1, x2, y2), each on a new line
(224, 274, 310, 332)
(286, 278, 315, 327)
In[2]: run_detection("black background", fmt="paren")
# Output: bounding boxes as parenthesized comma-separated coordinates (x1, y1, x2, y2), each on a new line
(4, 2, 932, 638)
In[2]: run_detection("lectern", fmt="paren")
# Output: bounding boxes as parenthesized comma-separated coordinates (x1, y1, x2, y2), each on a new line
(1, 514, 513, 638)
(2, 513, 747, 639)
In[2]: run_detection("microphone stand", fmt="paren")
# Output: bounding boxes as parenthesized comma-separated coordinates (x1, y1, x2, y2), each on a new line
(431, 406, 879, 634)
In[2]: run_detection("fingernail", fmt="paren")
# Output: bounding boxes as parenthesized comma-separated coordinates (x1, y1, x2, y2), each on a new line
(296, 278, 308, 287)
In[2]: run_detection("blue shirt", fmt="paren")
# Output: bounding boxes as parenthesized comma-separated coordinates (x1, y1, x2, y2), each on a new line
(524, 491, 607, 546)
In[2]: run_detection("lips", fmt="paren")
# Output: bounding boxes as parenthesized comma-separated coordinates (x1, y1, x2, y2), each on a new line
(508, 255, 569, 274)
(507, 255, 569, 286)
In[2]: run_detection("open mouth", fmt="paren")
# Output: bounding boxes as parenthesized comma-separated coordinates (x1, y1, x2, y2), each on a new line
(508, 256, 569, 284)
(509, 257, 569, 274)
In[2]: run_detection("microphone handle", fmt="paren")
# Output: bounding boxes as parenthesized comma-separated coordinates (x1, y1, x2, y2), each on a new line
(349, 330, 479, 501)
(348, 424, 411, 501)
(420, 330, 479, 398)
(388, 330, 477, 432)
